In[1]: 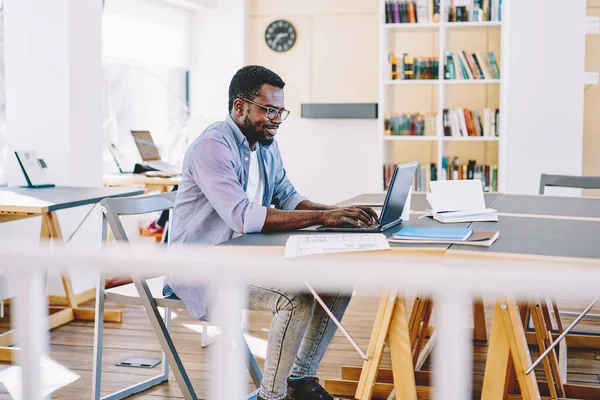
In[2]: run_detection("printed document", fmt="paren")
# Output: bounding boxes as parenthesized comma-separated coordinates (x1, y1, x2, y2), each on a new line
(284, 233, 390, 258)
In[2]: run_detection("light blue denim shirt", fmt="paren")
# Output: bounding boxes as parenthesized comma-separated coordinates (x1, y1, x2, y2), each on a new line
(167, 114, 306, 320)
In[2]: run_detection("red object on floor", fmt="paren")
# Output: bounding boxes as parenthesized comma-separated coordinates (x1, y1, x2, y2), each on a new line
(105, 277, 133, 289)
(140, 221, 164, 238)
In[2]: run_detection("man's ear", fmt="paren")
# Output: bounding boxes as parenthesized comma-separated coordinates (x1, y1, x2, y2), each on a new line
(232, 99, 245, 117)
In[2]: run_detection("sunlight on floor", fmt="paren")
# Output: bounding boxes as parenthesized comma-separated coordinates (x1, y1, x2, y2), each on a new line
(0, 356, 79, 400)
(159, 308, 179, 320)
(243, 333, 268, 360)
(182, 322, 268, 360)
(182, 323, 222, 337)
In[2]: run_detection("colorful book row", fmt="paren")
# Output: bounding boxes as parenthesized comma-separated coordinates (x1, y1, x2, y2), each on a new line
(390, 53, 440, 80)
(383, 163, 438, 191)
(441, 157, 498, 192)
(384, 1, 440, 24)
(443, 108, 499, 137)
(383, 159, 498, 192)
(445, 51, 500, 80)
(384, 113, 437, 136)
(447, 0, 502, 22)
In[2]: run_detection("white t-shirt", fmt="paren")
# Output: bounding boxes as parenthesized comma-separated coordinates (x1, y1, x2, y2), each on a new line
(246, 149, 264, 205)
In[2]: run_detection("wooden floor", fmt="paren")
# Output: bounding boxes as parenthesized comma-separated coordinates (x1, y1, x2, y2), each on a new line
(3, 294, 600, 399)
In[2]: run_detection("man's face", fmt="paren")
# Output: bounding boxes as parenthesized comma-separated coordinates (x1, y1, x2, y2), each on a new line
(239, 84, 285, 147)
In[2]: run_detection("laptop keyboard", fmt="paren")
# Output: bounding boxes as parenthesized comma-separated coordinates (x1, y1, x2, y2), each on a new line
(343, 221, 380, 229)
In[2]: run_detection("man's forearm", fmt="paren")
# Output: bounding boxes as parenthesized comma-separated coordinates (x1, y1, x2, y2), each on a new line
(262, 207, 324, 232)
(295, 200, 338, 211)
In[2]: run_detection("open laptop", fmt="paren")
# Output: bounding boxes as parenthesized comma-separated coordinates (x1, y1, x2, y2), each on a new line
(131, 130, 181, 175)
(316, 161, 418, 233)
(107, 142, 133, 173)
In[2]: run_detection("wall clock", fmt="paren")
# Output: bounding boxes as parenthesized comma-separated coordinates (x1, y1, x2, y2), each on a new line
(265, 20, 296, 53)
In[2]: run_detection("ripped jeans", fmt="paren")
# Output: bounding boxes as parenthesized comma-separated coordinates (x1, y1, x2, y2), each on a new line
(246, 285, 352, 400)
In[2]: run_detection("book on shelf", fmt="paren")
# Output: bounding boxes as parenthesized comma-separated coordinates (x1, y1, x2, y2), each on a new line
(441, 157, 498, 192)
(384, 162, 437, 191)
(385, 0, 440, 24)
(389, 52, 439, 80)
(446, 0, 502, 22)
(383, 160, 497, 192)
(443, 108, 499, 137)
(385, 112, 437, 136)
(444, 51, 500, 80)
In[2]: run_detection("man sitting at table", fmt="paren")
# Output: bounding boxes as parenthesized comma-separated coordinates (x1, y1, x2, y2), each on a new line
(165, 65, 378, 400)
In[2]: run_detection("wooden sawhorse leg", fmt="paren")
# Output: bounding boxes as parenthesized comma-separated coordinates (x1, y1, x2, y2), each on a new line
(0, 211, 121, 362)
(325, 291, 486, 399)
(324, 290, 431, 399)
(483, 296, 600, 400)
(474, 299, 488, 342)
(481, 299, 540, 400)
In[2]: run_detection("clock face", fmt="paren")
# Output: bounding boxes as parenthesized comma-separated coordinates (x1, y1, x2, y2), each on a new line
(265, 20, 296, 53)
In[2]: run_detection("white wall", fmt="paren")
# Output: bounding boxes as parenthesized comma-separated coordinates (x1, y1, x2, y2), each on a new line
(583, 1, 600, 192)
(248, 1, 381, 204)
(275, 118, 381, 204)
(3, 0, 103, 295)
(188, 0, 249, 121)
(103, 0, 191, 68)
(102, 0, 192, 171)
(501, 0, 587, 194)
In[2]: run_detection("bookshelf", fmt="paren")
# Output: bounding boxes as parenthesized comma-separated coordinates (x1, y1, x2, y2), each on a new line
(379, 0, 504, 193)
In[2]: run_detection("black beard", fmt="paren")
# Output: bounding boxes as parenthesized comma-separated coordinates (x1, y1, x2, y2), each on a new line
(241, 116, 275, 147)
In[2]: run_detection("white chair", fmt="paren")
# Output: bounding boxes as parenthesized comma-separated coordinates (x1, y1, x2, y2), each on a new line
(92, 192, 262, 399)
(539, 173, 600, 194)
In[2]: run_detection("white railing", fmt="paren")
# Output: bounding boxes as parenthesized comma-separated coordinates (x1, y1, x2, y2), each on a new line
(2, 239, 600, 400)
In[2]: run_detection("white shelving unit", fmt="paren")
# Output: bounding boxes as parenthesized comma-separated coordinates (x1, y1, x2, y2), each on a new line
(383, 136, 499, 142)
(378, 0, 504, 192)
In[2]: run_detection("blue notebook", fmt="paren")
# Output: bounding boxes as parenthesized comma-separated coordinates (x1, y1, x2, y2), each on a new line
(392, 227, 473, 241)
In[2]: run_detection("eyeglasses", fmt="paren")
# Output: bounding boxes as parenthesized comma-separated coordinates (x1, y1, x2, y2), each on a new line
(240, 98, 290, 121)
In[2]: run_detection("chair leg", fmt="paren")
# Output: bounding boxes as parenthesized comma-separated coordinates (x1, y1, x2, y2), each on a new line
(134, 277, 198, 400)
(243, 334, 263, 389)
(91, 271, 106, 400)
(162, 307, 172, 380)
(201, 321, 210, 348)
(241, 309, 249, 332)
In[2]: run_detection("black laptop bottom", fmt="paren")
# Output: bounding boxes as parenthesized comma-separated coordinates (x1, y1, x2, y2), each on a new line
(315, 219, 402, 233)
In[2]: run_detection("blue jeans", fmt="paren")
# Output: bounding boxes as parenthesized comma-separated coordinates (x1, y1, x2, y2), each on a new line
(246, 285, 352, 400)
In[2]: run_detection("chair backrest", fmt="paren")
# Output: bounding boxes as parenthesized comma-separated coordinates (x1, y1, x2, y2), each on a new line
(100, 191, 177, 242)
(539, 174, 600, 195)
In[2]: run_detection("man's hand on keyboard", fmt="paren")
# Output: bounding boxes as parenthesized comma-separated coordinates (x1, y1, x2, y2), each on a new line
(321, 206, 378, 227)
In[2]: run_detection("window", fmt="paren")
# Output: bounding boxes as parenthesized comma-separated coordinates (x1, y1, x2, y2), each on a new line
(102, 0, 191, 173)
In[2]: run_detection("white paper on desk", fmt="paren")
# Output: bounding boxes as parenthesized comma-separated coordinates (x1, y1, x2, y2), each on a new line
(427, 180, 487, 213)
(284, 233, 390, 258)
(0, 355, 80, 400)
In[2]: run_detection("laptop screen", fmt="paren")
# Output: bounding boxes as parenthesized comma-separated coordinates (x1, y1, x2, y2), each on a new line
(131, 130, 161, 161)
(379, 162, 418, 226)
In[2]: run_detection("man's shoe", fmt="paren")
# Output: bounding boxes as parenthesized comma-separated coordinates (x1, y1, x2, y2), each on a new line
(257, 396, 295, 400)
(287, 377, 334, 400)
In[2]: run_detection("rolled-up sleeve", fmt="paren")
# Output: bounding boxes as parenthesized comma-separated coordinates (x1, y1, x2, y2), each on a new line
(271, 142, 307, 211)
(188, 138, 266, 233)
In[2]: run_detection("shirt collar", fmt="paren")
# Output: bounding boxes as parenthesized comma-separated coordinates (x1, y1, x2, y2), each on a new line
(225, 114, 250, 148)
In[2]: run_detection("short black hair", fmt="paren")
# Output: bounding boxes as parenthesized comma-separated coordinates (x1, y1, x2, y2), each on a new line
(228, 65, 285, 112)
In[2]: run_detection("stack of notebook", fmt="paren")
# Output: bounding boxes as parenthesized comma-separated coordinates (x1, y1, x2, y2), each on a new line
(389, 226, 499, 247)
